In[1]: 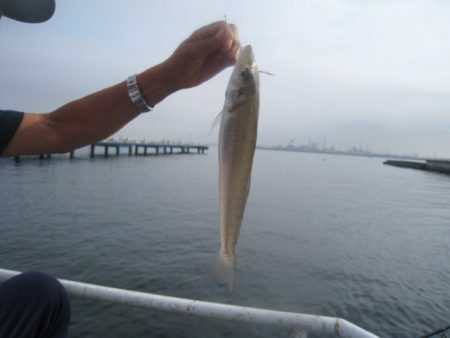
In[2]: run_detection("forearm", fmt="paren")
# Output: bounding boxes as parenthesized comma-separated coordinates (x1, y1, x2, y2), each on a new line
(2, 63, 176, 156)
(49, 81, 139, 152)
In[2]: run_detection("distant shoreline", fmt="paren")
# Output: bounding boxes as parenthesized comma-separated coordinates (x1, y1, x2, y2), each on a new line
(254, 146, 437, 161)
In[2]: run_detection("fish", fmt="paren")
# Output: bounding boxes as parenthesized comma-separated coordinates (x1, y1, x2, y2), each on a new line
(212, 45, 260, 290)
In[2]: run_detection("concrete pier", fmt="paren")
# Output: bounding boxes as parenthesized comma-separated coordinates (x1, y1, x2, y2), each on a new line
(384, 159, 450, 174)
(425, 160, 450, 174)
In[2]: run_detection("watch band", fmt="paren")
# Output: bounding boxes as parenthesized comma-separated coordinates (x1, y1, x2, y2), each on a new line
(127, 74, 153, 113)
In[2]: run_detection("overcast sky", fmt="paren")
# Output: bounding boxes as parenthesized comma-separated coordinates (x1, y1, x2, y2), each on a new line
(1, 0, 450, 157)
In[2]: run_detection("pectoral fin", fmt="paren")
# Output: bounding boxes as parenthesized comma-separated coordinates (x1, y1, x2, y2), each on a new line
(208, 110, 224, 135)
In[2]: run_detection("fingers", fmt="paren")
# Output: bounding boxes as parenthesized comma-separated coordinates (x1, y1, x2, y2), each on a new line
(228, 24, 240, 61)
(216, 23, 239, 52)
(191, 21, 227, 40)
(190, 21, 240, 59)
(215, 27, 232, 51)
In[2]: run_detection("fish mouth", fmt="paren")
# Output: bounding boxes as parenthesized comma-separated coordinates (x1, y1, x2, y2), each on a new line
(241, 45, 253, 55)
(237, 45, 256, 70)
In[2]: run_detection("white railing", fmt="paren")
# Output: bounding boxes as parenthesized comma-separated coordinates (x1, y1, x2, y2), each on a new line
(0, 268, 380, 338)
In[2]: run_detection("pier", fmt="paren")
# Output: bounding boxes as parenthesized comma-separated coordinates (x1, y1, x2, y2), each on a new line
(12, 141, 208, 162)
(90, 142, 208, 158)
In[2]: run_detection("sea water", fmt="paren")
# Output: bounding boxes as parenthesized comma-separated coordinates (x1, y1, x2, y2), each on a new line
(1, 148, 449, 337)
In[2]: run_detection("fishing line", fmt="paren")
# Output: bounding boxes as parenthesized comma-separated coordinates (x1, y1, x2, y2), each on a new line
(222, 0, 275, 78)
(423, 122, 450, 134)
(259, 70, 275, 76)
(223, 0, 230, 22)
(418, 324, 450, 338)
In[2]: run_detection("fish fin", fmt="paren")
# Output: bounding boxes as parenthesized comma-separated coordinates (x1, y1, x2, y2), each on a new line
(211, 253, 236, 290)
(208, 110, 224, 135)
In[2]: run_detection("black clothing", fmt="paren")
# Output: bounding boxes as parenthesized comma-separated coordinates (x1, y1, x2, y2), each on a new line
(0, 271, 71, 338)
(0, 110, 24, 155)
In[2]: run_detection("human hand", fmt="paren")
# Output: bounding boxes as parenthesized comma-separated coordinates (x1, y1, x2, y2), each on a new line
(162, 21, 240, 90)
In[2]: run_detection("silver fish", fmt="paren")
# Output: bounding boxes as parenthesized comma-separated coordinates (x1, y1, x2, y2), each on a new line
(213, 45, 259, 289)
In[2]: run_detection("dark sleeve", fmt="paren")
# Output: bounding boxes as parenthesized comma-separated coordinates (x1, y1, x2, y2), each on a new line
(0, 110, 25, 155)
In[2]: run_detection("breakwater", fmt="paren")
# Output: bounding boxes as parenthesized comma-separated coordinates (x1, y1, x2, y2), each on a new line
(384, 159, 450, 174)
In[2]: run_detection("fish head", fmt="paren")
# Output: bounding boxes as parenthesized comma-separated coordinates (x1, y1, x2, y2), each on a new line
(236, 45, 257, 76)
(225, 45, 259, 108)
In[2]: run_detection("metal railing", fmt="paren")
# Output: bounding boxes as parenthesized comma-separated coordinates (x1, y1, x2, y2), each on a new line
(0, 268, 380, 338)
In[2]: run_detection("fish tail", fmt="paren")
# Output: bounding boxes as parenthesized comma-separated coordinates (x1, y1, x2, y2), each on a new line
(211, 253, 236, 290)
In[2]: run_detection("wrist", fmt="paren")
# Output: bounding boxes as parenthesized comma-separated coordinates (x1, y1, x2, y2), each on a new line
(137, 62, 178, 107)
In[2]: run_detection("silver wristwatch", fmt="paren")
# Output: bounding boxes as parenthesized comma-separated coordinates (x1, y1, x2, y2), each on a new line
(127, 74, 153, 113)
